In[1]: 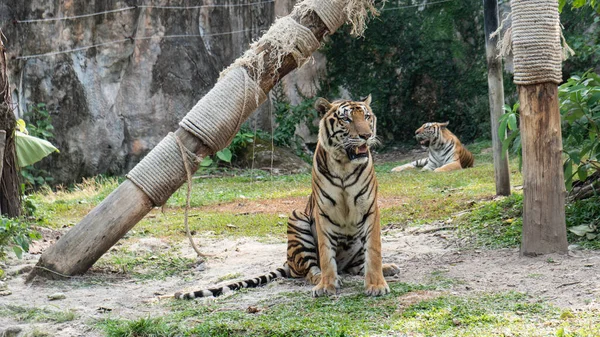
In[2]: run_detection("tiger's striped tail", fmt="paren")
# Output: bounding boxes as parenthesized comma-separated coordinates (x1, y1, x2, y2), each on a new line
(174, 265, 289, 300)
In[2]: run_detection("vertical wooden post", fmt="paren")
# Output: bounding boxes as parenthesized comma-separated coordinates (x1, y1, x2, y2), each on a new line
(0, 130, 5, 214)
(509, 0, 568, 255)
(482, 0, 510, 196)
(519, 83, 568, 255)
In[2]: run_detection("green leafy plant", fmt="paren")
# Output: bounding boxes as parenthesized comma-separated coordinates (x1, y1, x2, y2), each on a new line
(199, 127, 259, 168)
(559, 71, 600, 190)
(559, 0, 600, 13)
(20, 103, 58, 191)
(566, 196, 600, 247)
(498, 102, 522, 169)
(0, 216, 40, 262)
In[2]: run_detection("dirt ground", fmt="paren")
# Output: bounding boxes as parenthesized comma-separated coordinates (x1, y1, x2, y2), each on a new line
(1, 219, 599, 336)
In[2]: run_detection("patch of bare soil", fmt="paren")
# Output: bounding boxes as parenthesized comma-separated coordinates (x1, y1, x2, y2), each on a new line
(1, 225, 599, 336)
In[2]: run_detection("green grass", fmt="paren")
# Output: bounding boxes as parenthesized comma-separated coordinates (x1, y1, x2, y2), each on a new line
(0, 304, 77, 323)
(457, 193, 524, 249)
(94, 248, 197, 280)
(166, 172, 312, 207)
(26, 139, 600, 248)
(99, 282, 433, 337)
(394, 292, 598, 337)
(132, 211, 288, 241)
(97, 286, 600, 337)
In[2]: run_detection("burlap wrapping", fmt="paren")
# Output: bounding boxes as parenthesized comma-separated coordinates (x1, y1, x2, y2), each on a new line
(294, 0, 377, 37)
(220, 16, 321, 82)
(127, 132, 200, 206)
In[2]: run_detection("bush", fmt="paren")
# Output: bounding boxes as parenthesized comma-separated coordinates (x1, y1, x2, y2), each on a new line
(0, 216, 40, 263)
(560, 71, 600, 189)
(566, 196, 600, 248)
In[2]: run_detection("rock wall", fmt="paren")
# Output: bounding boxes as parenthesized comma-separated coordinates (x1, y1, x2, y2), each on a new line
(0, 0, 293, 184)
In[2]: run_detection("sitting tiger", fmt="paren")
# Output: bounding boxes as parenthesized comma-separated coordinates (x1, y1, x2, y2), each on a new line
(391, 121, 474, 172)
(174, 95, 399, 299)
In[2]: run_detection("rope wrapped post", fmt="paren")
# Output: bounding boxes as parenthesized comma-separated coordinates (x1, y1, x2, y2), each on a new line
(510, 0, 568, 255)
(28, 0, 377, 280)
(483, 0, 511, 196)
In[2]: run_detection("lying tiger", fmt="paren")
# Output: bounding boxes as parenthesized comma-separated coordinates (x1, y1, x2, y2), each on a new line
(391, 121, 474, 172)
(174, 95, 399, 299)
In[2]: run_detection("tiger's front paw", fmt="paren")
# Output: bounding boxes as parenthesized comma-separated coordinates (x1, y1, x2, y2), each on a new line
(364, 281, 390, 296)
(312, 278, 340, 297)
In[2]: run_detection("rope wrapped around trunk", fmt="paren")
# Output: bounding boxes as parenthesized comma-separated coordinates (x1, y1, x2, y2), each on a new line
(508, 0, 565, 85)
(127, 132, 200, 206)
(181, 67, 267, 152)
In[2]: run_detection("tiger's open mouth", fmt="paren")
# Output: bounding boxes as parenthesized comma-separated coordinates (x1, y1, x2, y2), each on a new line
(419, 139, 430, 147)
(346, 144, 369, 160)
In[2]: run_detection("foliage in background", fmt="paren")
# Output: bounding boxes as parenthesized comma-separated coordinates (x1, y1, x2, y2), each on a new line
(561, 1, 600, 78)
(20, 103, 56, 191)
(559, 0, 600, 14)
(271, 84, 318, 156)
(321, 0, 504, 145)
(560, 71, 600, 190)
(15, 119, 59, 167)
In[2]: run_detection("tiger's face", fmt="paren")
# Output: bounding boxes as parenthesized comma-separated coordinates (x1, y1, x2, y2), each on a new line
(415, 121, 449, 147)
(315, 95, 377, 163)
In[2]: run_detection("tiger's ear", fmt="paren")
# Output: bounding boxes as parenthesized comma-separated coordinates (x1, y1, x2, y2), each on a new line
(440, 121, 449, 128)
(314, 97, 332, 116)
(362, 94, 372, 106)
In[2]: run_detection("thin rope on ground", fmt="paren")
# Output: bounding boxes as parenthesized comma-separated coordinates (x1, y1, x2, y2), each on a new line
(26, 265, 73, 283)
(15, 0, 275, 24)
(14, 29, 250, 60)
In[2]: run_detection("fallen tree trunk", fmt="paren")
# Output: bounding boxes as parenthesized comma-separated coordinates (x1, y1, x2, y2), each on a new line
(568, 171, 600, 202)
